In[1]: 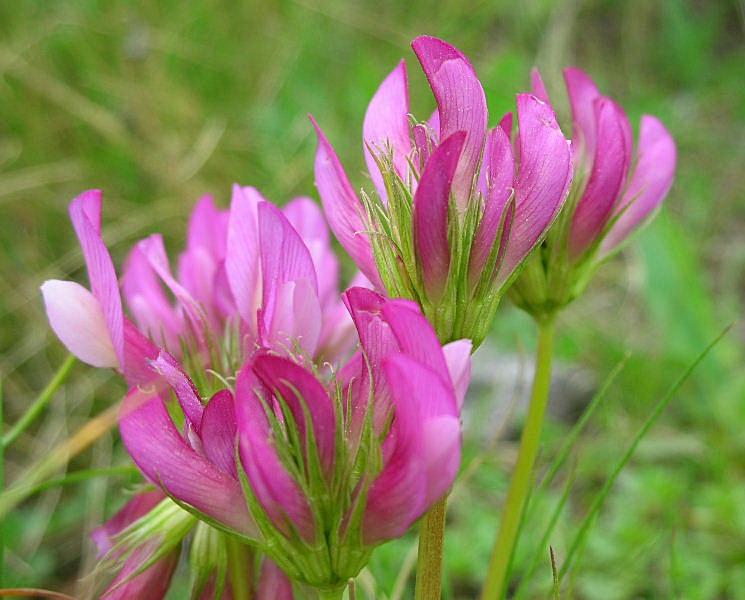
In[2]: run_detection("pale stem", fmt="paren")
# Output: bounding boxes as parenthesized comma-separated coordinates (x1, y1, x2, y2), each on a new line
(414, 494, 448, 600)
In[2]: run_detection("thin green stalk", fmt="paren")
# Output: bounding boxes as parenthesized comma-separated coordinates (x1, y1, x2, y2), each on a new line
(1, 355, 76, 448)
(481, 317, 556, 600)
(414, 495, 448, 600)
(0, 374, 4, 588)
(558, 324, 732, 580)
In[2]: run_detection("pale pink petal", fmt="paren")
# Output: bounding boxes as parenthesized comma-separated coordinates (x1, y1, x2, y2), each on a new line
(442, 339, 472, 411)
(413, 131, 465, 301)
(412, 36, 488, 208)
(311, 117, 383, 289)
(226, 185, 264, 330)
(41, 279, 118, 368)
(363, 60, 412, 202)
(563, 67, 602, 160)
(600, 115, 676, 255)
(497, 94, 573, 286)
(150, 351, 204, 431)
(569, 97, 632, 256)
(530, 68, 550, 104)
(261, 279, 322, 358)
(68, 190, 125, 367)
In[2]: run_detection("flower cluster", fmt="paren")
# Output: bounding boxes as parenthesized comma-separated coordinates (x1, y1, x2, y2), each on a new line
(40, 33, 675, 600)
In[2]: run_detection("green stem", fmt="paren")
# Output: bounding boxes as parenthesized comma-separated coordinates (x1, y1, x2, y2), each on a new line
(481, 317, 556, 600)
(1, 355, 76, 448)
(226, 537, 253, 600)
(0, 374, 4, 587)
(414, 495, 448, 599)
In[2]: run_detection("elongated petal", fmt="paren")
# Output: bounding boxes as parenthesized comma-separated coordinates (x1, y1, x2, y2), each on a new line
(123, 319, 161, 387)
(569, 97, 632, 256)
(311, 117, 383, 288)
(442, 339, 472, 410)
(235, 365, 315, 541)
(471, 125, 515, 287)
(150, 351, 204, 431)
(497, 94, 572, 286)
(41, 280, 118, 368)
(119, 387, 258, 538)
(413, 131, 465, 301)
(283, 197, 339, 307)
(68, 190, 125, 368)
(226, 185, 263, 330)
(137, 234, 207, 340)
(252, 354, 336, 474)
(530, 68, 550, 104)
(563, 67, 602, 160)
(122, 246, 181, 351)
(363, 60, 412, 202)
(600, 115, 676, 255)
(412, 36, 487, 207)
(257, 560, 294, 600)
(200, 390, 238, 478)
(261, 279, 322, 357)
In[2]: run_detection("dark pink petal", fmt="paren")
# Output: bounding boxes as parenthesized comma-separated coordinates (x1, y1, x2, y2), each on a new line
(41, 280, 119, 368)
(563, 67, 602, 160)
(226, 185, 263, 331)
(123, 319, 161, 387)
(119, 387, 258, 538)
(68, 190, 125, 368)
(497, 94, 573, 286)
(442, 339, 472, 411)
(530, 68, 550, 104)
(235, 365, 315, 541)
(200, 390, 238, 478)
(150, 351, 204, 432)
(137, 234, 207, 341)
(122, 246, 181, 352)
(363, 60, 412, 202)
(470, 125, 515, 288)
(311, 117, 383, 289)
(257, 559, 294, 599)
(427, 109, 440, 144)
(92, 490, 165, 557)
(413, 131, 465, 301)
(283, 197, 339, 307)
(569, 97, 632, 256)
(499, 112, 514, 137)
(412, 36, 488, 208)
(100, 544, 179, 600)
(600, 115, 676, 255)
(363, 355, 460, 543)
(252, 354, 336, 475)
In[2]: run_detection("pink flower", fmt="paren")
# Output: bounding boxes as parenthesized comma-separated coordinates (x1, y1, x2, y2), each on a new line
(118, 287, 471, 589)
(311, 36, 573, 346)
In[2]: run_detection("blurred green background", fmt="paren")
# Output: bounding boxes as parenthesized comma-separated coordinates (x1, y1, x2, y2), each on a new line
(0, 0, 743, 598)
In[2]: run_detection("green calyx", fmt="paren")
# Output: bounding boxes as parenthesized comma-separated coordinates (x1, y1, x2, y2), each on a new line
(363, 149, 514, 350)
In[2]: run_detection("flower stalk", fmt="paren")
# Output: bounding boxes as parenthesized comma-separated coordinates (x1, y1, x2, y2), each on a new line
(481, 316, 556, 599)
(414, 495, 448, 600)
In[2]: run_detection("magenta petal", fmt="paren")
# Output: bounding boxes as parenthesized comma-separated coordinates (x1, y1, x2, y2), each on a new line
(499, 112, 514, 137)
(257, 559, 294, 600)
(569, 97, 632, 256)
(226, 185, 263, 330)
(68, 190, 125, 368)
(530, 68, 550, 104)
(252, 354, 336, 474)
(363, 355, 460, 543)
(235, 365, 315, 541)
(311, 117, 383, 289)
(412, 36, 488, 207)
(497, 94, 573, 286)
(150, 351, 204, 431)
(119, 387, 258, 538)
(413, 131, 465, 301)
(442, 339, 472, 411)
(363, 60, 412, 202)
(600, 115, 676, 255)
(122, 246, 181, 351)
(200, 390, 238, 478)
(41, 280, 119, 368)
(123, 319, 161, 387)
(262, 278, 322, 357)
(100, 544, 179, 600)
(563, 67, 602, 159)
(470, 125, 515, 287)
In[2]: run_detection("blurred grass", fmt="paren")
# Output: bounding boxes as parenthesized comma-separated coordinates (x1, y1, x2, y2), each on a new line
(0, 0, 743, 597)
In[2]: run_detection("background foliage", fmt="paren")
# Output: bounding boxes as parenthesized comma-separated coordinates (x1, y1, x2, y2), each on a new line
(0, 0, 743, 597)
